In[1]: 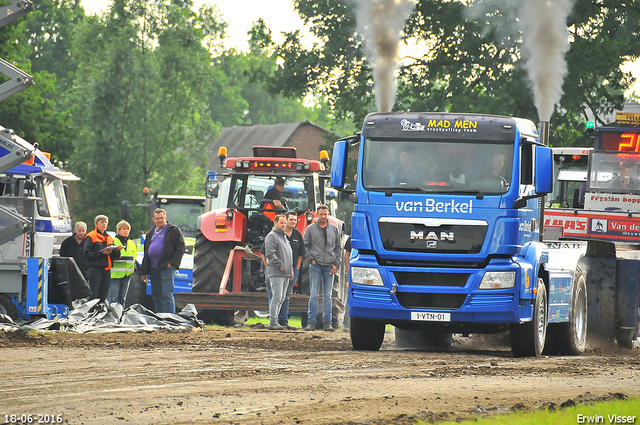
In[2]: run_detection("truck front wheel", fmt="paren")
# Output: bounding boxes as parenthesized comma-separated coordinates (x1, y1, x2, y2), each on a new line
(510, 278, 547, 357)
(350, 318, 385, 351)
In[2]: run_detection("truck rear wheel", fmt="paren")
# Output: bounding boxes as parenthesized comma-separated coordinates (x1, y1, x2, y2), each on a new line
(510, 278, 547, 357)
(545, 270, 588, 355)
(0, 294, 19, 320)
(350, 318, 385, 351)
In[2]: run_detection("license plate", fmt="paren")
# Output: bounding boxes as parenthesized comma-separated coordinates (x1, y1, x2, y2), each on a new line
(411, 312, 451, 322)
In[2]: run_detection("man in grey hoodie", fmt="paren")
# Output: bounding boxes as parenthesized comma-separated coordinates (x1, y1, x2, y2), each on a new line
(303, 205, 342, 331)
(264, 214, 294, 330)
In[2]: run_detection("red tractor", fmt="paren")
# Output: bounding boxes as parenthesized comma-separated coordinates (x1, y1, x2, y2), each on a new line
(179, 146, 347, 326)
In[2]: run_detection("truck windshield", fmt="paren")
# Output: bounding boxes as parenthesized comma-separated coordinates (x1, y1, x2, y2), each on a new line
(38, 177, 70, 219)
(362, 139, 513, 194)
(589, 151, 640, 194)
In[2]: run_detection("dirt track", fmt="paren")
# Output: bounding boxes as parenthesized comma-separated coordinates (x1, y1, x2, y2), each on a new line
(1, 327, 639, 425)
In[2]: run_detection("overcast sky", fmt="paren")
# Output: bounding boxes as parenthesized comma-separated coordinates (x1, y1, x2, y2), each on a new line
(80, 0, 312, 51)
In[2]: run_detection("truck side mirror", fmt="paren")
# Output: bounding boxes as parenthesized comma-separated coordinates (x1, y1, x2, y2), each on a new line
(534, 145, 552, 194)
(331, 139, 349, 188)
(121, 200, 130, 219)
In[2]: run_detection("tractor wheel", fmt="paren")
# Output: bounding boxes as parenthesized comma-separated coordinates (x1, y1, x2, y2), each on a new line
(0, 294, 19, 320)
(510, 278, 548, 357)
(193, 234, 237, 293)
(193, 235, 241, 326)
(350, 318, 385, 351)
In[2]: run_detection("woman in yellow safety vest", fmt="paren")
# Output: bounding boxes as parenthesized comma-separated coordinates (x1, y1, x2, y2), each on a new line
(109, 220, 138, 305)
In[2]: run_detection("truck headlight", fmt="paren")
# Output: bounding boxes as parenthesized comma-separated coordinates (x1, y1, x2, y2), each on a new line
(479, 271, 516, 289)
(351, 267, 384, 286)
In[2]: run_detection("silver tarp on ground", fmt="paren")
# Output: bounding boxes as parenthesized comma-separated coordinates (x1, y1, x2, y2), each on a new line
(0, 299, 204, 333)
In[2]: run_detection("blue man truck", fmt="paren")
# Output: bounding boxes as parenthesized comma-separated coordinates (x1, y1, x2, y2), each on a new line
(330, 112, 592, 357)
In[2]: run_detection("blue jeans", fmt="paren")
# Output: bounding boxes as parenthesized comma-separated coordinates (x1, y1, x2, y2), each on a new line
(307, 264, 333, 326)
(268, 276, 287, 326)
(109, 275, 132, 305)
(278, 269, 298, 325)
(150, 267, 175, 314)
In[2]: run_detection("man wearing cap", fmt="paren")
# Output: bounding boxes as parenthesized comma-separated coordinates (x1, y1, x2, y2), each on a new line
(263, 177, 286, 210)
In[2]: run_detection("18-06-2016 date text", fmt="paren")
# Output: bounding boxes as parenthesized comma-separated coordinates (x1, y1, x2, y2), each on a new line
(4, 414, 63, 424)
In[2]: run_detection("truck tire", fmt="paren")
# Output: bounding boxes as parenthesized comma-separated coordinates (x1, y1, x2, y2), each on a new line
(614, 259, 640, 349)
(545, 270, 588, 355)
(0, 294, 19, 320)
(193, 234, 238, 293)
(350, 318, 385, 351)
(510, 278, 547, 357)
(394, 328, 453, 351)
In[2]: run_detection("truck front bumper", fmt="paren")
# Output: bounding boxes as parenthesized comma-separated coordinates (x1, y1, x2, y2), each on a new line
(348, 255, 532, 325)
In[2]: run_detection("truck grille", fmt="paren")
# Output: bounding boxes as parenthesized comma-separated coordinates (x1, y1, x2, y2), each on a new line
(396, 292, 466, 310)
(378, 221, 486, 253)
(394, 271, 470, 287)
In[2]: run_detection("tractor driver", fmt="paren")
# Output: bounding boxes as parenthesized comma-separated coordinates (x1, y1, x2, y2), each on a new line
(262, 177, 286, 210)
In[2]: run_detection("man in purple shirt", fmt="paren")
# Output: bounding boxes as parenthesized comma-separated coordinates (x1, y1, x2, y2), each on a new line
(140, 208, 186, 313)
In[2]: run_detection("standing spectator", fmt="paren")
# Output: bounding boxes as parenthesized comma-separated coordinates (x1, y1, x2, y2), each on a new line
(60, 221, 90, 279)
(140, 208, 186, 314)
(264, 214, 293, 330)
(83, 215, 122, 302)
(303, 205, 342, 332)
(343, 235, 351, 331)
(280, 210, 305, 329)
(109, 220, 137, 305)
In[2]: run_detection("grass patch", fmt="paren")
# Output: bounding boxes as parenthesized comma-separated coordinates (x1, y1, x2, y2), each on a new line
(428, 396, 639, 425)
(244, 316, 303, 328)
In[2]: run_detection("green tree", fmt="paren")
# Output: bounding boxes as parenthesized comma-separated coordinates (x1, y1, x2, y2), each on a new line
(271, 0, 640, 146)
(209, 19, 352, 136)
(67, 0, 221, 231)
(0, 8, 72, 165)
(25, 0, 85, 94)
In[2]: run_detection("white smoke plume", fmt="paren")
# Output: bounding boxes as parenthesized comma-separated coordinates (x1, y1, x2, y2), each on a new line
(351, 0, 417, 112)
(467, 0, 576, 121)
